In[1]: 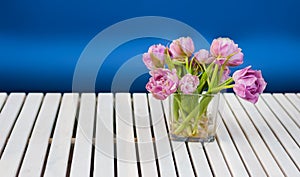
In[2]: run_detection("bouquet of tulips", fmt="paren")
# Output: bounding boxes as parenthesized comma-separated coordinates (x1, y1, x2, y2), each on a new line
(143, 37, 267, 139)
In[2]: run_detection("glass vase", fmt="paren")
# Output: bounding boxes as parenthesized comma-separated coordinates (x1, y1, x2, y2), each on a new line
(169, 93, 220, 143)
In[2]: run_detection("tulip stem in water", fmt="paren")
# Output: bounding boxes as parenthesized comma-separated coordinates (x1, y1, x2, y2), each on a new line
(173, 95, 212, 135)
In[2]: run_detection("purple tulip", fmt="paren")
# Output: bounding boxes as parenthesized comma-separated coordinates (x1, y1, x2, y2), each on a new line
(143, 44, 166, 70)
(233, 66, 267, 104)
(210, 37, 243, 66)
(146, 68, 179, 100)
(170, 37, 195, 58)
(194, 49, 214, 64)
(179, 74, 199, 94)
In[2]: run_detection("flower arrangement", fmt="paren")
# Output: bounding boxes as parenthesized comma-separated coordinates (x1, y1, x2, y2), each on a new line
(143, 37, 267, 141)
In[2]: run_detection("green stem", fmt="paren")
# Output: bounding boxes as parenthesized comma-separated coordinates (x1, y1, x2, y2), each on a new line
(185, 56, 190, 73)
(173, 95, 187, 121)
(209, 64, 219, 90)
(209, 84, 234, 93)
(173, 95, 213, 134)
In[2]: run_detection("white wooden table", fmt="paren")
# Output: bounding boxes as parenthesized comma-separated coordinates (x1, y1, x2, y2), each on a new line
(0, 93, 299, 177)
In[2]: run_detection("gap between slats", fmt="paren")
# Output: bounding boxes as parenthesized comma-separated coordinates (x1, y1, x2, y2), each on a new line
(220, 94, 267, 176)
(285, 93, 300, 112)
(162, 98, 200, 177)
(224, 94, 285, 176)
(273, 94, 300, 127)
(6, 93, 297, 177)
(0, 93, 26, 159)
(15, 94, 44, 177)
(236, 95, 300, 176)
(0, 94, 44, 177)
(145, 95, 162, 177)
(40, 96, 62, 177)
(0, 93, 8, 113)
(215, 114, 250, 176)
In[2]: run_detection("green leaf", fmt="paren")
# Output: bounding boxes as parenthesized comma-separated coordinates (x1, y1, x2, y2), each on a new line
(164, 49, 175, 70)
(150, 52, 164, 68)
(209, 64, 219, 89)
(174, 94, 213, 134)
(197, 70, 208, 93)
(172, 60, 185, 66)
(181, 94, 198, 114)
(173, 94, 180, 121)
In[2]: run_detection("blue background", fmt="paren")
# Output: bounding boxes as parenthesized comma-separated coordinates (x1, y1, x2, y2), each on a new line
(0, 0, 299, 93)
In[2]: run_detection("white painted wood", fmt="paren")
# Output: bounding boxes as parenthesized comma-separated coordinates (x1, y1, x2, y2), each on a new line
(0, 93, 7, 111)
(224, 93, 284, 176)
(43, 93, 79, 177)
(133, 94, 158, 177)
(273, 93, 300, 126)
(219, 94, 267, 176)
(70, 93, 96, 177)
(161, 99, 170, 126)
(255, 95, 300, 169)
(0, 93, 25, 155)
(285, 93, 300, 112)
(115, 93, 138, 177)
(148, 94, 177, 177)
(215, 114, 249, 177)
(172, 141, 195, 177)
(2, 92, 298, 177)
(261, 94, 300, 145)
(0, 93, 43, 177)
(94, 93, 114, 177)
(18, 93, 61, 177)
(188, 143, 213, 177)
(204, 141, 231, 177)
(238, 96, 300, 176)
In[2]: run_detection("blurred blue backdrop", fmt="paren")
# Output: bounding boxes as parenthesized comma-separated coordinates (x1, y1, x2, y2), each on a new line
(0, 0, 299, 92)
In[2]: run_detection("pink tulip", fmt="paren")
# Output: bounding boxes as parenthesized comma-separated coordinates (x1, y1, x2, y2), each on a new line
(210, 37, 243, 66)
(194, 49, 214, 64)
(170, 37, 195, 58)
(179, 74, 199, 94)
(233, 66, 267, 104)
(143, 44, 166, 69)
(146, 68, 179, 100)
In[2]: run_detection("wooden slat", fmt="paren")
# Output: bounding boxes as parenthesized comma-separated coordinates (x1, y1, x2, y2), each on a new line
(224, 94, 284, 176)
(215, 114, 249, 176)
(273, 93, 300, 126)
(0, 93, 25, 155)
(238, 96, 300, 176)
(188, 143, 213, 177)
(172, 142, 195, 177)
(255, 95, 300, 169)
(94, 93, 114, 177)
(70, 93, 96, 177)
(285, 93, 300, 112)
(115, 93, 138, 177)
(162, 99, 195, 177)
(204, 141, 232, 177)
(0, 93, 7, 111)
(133, 94, 158, 177)
(43, 93, 79, 177)
(0, 93, 43, 177)
(148, 94, 177, 177)
(19, 93, 61, 177)
(1, 92, 298, 177)
(219, 94, 267, 176)
(261, 94, 300, 145)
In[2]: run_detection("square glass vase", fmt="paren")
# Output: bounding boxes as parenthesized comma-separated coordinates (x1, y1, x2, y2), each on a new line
(169, 93, 220, 143)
